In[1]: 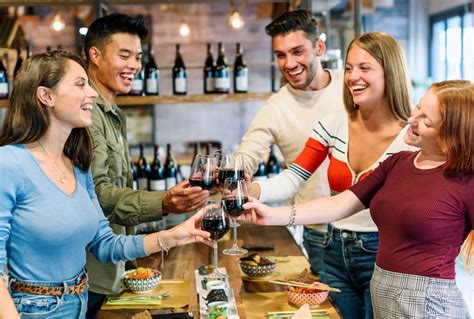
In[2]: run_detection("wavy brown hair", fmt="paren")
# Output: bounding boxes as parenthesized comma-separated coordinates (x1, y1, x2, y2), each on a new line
(434, 80, 474, 175)
(343, 32, 412, 121)
(0, 50, 92, 171)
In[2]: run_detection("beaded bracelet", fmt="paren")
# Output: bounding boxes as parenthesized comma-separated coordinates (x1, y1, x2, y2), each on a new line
(157, 231, 171, 269)
(286, 204, 296, 227)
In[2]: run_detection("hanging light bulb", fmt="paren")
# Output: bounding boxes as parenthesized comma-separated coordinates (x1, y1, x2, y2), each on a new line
(51, 13, 66, 32)
(79, 27, 88, 36)
(228, 9, 245, 30)
(179, 20, 190, 37)
(319, 32, 327, 42)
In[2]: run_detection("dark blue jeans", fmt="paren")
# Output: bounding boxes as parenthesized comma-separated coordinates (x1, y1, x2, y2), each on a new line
(303, 227, 327, 277)
(314, 225, 378, 319)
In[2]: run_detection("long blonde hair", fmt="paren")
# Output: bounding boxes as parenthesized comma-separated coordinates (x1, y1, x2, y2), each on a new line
(343, 32, 412, 121)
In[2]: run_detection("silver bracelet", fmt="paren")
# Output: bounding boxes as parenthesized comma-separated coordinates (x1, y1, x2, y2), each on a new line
(286, 204, 296, 227)
(157, 231, 170, 270)
(157, 231, 171, 253)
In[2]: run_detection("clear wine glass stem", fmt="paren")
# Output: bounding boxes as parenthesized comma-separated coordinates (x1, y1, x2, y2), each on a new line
(232, 218, 238, 246)
(213, 240, 219, 273)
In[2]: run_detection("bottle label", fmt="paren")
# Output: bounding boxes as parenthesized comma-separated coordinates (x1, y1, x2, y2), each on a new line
(0, 83, 8, 95)
(215, 77, 230, 91)
(131, 79, 143, 94)
(235, 75, 248, 92)
(166, 177, 177, 189)
(252, 176, 268, 182)
(146, 79, 158, 94)
(150, 179, 166, 191)
(267, 173, 278, 178)
(174, 78, 186, 93)
(206, 77, 215, 92)
(138, 178, 148, 190)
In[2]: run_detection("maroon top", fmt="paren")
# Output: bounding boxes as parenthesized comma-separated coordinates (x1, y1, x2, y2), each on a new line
(350, 151, 474, 279)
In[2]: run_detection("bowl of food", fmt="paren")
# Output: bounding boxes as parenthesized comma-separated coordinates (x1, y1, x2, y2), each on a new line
(122, 267, 161, 293)
(286, 285, 329, 307)
(239, 253, 276, 278)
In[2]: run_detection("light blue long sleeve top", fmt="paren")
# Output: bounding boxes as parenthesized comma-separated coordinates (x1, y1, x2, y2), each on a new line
(0, 144, 147, 281)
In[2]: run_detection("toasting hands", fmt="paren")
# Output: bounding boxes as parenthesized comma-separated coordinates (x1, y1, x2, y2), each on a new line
(239, 196, 286, 226)
(162, 180, 210, 214)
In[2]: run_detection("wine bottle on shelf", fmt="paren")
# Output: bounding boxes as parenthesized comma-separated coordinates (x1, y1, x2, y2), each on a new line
(253, 162, 268, 182)
(203, 43, 215, 94)
(164, 143, 185, 227)
(233, 43, 248, 93)
(137, 144, 150, 190)
(214, 42, 230, 94)
(131, 161, 138, 190)
(14, 46, 23, 78)
(266, 146, 280, 178)
(172, 44, 187, 95)
(130, 69, 144, 96)
(26, 44, 33, 60)
(164, 143, 178, 189)
(0, 57, 9, 99)
(150, 145, 166, 191)
(191, 142, 200, 166)
(205, 143, 213, 156)
(145, 47, 160, 96)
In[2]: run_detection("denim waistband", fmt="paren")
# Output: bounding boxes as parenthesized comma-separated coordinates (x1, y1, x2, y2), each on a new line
(327, 224, 378, 240)
(9, 270, 86, 289)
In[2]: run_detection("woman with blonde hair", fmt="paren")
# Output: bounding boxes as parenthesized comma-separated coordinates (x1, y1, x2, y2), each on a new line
(243, 80, 474, 317)
(249, 32, 416, 318)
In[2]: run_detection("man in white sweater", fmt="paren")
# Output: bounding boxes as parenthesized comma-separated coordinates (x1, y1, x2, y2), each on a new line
(235, 10, 344, 275)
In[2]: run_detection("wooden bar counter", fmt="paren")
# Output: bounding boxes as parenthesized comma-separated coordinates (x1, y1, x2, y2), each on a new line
(96, 224, 340, 318)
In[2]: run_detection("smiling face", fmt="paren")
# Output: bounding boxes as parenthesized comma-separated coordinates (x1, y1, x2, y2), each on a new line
(344, 44, 386, 108)
(90, 32, 142, 100)
(273, 30, 324, 91)
(47, 60, 98, 130)
(404, 88, 442, 152)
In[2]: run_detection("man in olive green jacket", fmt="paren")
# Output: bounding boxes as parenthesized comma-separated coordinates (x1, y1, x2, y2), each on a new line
(84, 13, 210, 318)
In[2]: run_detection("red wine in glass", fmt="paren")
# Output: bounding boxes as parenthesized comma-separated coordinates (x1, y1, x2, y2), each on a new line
(218, 169, 244, 184)
(223, 195, 248, 217)
(189, 177, 217, 190)
(202, 215, 230, 240)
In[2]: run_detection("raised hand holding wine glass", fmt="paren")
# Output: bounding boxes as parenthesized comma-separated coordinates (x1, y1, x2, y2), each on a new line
(222, 178, 249, 256)
(201, 201, 230, 278)
(189, 154, 217, 191)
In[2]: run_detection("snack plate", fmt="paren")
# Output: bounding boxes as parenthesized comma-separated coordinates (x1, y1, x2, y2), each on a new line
(194, 267, 239, 319)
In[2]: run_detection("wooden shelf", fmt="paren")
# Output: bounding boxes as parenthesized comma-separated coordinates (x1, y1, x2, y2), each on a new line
(115, 92, 273, 106)
(0, 92, 273, 109)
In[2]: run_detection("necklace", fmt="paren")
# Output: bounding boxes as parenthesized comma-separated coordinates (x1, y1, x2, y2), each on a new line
(37, 140, 69, 184)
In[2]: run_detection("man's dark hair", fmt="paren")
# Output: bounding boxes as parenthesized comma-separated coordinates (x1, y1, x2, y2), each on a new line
(265, 10, 320, 44)
(84, 13, 148, 63)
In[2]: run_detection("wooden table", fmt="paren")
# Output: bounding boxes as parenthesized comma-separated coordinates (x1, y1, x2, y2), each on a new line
(96, 224, 340, 318)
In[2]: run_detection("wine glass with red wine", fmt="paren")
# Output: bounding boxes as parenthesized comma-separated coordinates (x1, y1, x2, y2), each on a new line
(217, 152, 245, 184)
(201, 201, 230, 278)
(189, 154, 217, 191)
(222, 178, 249, 256)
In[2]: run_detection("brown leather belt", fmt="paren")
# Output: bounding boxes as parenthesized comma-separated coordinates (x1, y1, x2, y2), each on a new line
(10, 275, 87, 296)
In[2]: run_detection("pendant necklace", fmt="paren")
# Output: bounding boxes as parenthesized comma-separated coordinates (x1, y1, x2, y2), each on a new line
(37, 140, 69, 184)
